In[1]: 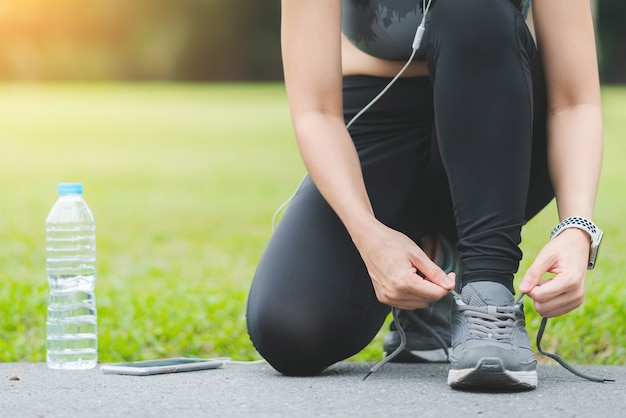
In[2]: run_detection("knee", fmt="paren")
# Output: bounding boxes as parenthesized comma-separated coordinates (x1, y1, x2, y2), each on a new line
(431, 0, 521, 55)
(246, 300, 340, 376)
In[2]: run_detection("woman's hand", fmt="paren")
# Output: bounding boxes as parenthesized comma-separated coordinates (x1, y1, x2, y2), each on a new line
(519, 228, 590, 318)
(354, 221, 456, 310)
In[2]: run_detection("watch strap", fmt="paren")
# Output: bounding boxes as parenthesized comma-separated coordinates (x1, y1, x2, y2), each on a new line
(550, 216, 603, 270)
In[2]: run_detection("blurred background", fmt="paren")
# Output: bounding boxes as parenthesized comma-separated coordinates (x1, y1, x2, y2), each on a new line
(1, 1, 624, 364)
(0, 0, 282, 81)
(0, 0, 624, 83)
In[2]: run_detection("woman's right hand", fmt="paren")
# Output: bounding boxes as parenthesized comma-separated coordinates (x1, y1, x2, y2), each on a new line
(353, 220, 456, 310)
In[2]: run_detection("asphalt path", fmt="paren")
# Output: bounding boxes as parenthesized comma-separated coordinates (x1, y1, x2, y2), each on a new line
(1, 362, 624, 417)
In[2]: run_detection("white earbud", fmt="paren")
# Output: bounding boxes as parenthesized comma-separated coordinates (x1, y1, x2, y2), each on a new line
(412, 23, 426, 50)
(413, 0, 432, 51)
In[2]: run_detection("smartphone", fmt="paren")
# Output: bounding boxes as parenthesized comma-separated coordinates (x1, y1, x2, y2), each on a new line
(100, 357, 225, 376)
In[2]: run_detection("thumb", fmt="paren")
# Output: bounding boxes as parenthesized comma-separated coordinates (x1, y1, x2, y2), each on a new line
(426, 266, 457, 291)
(413, 251, 457, 290)
(442, 272, 457, 290)
(520, 256, 550, 294)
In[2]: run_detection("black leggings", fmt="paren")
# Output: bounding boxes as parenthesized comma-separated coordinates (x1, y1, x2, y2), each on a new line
(247, 0, 554, 376)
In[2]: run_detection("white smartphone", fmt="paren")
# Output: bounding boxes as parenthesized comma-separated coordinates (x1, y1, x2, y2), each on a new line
(100, 357, 226, 376)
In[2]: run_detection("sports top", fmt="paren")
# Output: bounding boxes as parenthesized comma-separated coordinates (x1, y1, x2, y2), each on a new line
(341, 0, 531, 61)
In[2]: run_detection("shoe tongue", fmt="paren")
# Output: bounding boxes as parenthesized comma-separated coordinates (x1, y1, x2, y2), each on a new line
(461, 282, 514, 306)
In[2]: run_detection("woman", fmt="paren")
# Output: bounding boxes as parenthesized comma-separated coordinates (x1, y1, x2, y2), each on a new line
(247, 0, 603, 391)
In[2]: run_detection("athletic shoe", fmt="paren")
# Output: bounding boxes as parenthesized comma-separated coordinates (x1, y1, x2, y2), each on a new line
(447, 282, 537, 391)
(382, 235, 461, 363)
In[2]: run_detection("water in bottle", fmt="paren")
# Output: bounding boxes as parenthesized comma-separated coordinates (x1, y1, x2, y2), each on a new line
(46, 182, 97, 369)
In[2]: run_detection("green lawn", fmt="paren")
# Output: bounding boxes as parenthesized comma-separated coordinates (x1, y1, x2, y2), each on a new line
(0, 83, 624, 365)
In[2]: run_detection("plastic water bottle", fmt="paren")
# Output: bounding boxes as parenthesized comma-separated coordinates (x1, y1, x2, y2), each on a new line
(46, 183, 97, 369)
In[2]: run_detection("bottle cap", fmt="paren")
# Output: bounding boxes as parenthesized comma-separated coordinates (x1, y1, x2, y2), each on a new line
(57, 183, 83, 195)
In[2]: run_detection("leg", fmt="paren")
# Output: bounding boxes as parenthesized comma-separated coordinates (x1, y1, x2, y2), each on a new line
(246, 176, 388, 376)
(424, 0, 552, 390)
(247, 76, 439, 375)
(426, 0, 549, 291)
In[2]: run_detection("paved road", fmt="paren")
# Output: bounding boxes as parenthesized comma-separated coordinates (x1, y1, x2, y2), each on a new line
(1, 362, 623, 417)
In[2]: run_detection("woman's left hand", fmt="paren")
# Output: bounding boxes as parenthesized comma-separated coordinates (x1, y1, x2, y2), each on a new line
(519, 228, 591, 318)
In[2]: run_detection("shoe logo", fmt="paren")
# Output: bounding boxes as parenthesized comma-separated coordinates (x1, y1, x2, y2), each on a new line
(482, 362, 501, 370)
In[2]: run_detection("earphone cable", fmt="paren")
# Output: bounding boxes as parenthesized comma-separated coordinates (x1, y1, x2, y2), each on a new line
(271, 0, 433, 229)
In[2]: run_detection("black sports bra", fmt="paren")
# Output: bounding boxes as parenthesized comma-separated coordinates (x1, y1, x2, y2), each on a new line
(341, 0, 531, 61)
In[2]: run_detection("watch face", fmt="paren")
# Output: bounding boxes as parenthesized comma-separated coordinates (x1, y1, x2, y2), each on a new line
(588, 230, 603, 270)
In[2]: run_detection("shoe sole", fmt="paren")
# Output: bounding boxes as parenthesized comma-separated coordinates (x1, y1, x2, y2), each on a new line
(448, 357, 537, 391)
(384, 348, 450, 363)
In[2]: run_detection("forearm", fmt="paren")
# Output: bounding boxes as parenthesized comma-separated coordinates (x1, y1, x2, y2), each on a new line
(293, 111, 378, 243)
(281, 0, 380, 244)
(533, 0, 603, 222)
(548, 103, 603, 220)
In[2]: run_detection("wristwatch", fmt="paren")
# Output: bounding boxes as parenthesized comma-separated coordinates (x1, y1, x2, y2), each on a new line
(550, 216, 603, 270)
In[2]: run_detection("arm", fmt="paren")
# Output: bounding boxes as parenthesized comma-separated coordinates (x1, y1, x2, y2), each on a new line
(281, 0, 371, 239)
(280, 0, 454, 309)
(519, 0, 603, 317)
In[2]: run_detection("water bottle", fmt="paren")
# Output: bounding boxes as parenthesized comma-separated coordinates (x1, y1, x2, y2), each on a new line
(46, 183, 97, 369)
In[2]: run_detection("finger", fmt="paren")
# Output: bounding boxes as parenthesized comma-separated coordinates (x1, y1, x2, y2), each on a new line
(526, 277, 560, 302)
(534, 299, 578, 318)
(372, 270, 444, 310)
(529, 274, 585, 315)
(392, 271, 449, 302)
(532, 287, 582, 318)
(413, 273, 454, 300)
(412, 253, 456, 290)
(445, 272, 457, 289)
(519, 252, 554, 294)
(527, 278, 567, 317)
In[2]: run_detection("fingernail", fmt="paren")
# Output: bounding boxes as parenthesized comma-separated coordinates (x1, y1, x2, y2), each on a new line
(444, 274, 455, 288)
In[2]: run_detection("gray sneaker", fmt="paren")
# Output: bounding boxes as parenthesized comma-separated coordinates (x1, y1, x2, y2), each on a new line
(383, 235, 461, 363)
(447, 282, 537, 391)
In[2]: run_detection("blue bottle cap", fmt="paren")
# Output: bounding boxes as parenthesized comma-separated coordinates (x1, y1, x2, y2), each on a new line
(57, 183, 83, 195)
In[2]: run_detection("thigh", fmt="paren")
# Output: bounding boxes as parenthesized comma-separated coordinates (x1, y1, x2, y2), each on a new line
(344, 75, 452, 238)
(246, 176, 389, 375)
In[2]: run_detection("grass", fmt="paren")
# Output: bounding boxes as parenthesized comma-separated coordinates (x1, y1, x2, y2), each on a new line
(0, 82, 624, 366)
